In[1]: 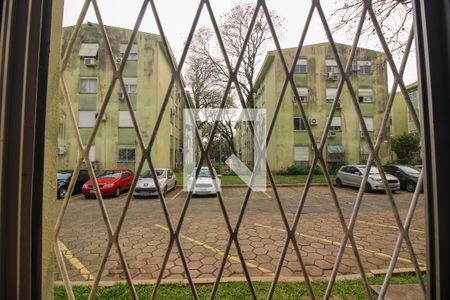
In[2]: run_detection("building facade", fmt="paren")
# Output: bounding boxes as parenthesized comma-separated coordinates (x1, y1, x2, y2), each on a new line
(238, 43, 391, 172)
(58, 24, 183, 171)
(391, 81, 420, 136)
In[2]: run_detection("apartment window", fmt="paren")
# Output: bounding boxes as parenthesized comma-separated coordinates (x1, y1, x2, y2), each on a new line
(294, 59, 307, 73)
(120, 44, 138, 61)
(358, 89, 373, 103)
(123, 77, 137, 94)
(119, 111, 135, 127)
(79, 146, 96, 162)
(325, 59, 339, 74)
(357, 61, 372, 75)
(294, 146, 309, 162)
(78, 111, 96, 127)
(293, 117, 307, 131)
(330, 117, 342, 131)
(326, 88, 338, 102)
(80, 78, 97, 94)
(360, 117, 374, 132)
(118, 147, 136, 162)
(79, 43, 99, 57)
(294, 87, 308, 102)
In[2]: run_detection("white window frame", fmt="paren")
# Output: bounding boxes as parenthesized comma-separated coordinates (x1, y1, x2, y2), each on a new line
(358, 88, 373, 103)
(123, 77, 137, 94)
(120, 44, 138, 61)
(330, 117, 342, 131)
(357, 60, 372, 75)
(294, 87, 308, 102)
(294, 146, 309, 162)
(360, 117, 374, 132)
(293, 117, 307, 131)
(294, 59, 308, 74)
(79, 77, 97, 94)
(325, 59, 339, 74)
(119, 111, 135, 128)
(117, 146, 136, 163)
(326, 88, 338, 102)
(78, 111, 96, 128)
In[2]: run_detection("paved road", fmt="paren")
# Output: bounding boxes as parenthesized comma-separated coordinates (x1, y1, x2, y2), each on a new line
(55, 186, 426, 283)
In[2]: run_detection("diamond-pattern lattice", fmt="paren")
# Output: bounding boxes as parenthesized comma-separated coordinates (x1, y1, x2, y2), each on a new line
(55, 0, 426, 299)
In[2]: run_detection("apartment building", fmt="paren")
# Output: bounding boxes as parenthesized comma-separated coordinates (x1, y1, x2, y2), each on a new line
(57, 24, 183, 171)
(238, 43, 391, 172)
(391, 81, 420, 136)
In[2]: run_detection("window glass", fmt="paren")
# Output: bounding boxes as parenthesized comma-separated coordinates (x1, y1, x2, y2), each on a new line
(80, 78, 97, 93)
(293, 117, 307, 131)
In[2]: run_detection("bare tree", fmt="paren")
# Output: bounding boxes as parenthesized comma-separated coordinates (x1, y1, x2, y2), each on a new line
(188, 2, 285, 108)
(331, 0, 413, 53)
(185, 2, 284, 159)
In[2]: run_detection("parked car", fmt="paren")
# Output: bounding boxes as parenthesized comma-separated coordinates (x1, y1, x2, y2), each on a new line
(187, 167, 221, 196)
(82, 168, 135, 198)
(383, 165, 421, 192)
(57, 169, 90, 199)
(133, 168, 177, 197)
(336, 165, 400, 193)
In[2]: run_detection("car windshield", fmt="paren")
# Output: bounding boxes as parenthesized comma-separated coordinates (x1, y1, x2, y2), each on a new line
(359, 167, 379, 175)
(190, 168, 214, 178)
(57, 172, 72, 180)
(97, 170, 122, 179)
(398, 166, 421, 175)
(140, 170, 165, 178)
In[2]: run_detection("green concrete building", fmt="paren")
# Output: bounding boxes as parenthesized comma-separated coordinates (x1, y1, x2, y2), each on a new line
(58, 24, 183, 172)
(391, 81, 420, 136)
(238, 43, 392, 172)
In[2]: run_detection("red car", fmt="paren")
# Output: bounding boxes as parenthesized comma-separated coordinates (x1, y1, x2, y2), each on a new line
(82, 168, 135, 198)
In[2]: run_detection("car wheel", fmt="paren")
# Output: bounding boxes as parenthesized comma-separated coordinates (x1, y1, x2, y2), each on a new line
(406, 181, 416, 192)
(336, 178, 343, 187)
(58, 187, 67, 199)
(365, 183, 372, 193)
(115, 187, 121, 197)
(173, 181, 177, 191)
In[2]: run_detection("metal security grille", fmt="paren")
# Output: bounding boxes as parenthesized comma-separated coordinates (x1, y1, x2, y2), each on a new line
(55, 1, 425, 299)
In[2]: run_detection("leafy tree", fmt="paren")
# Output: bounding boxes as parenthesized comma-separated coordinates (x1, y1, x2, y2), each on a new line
(391, 133, 421, 164)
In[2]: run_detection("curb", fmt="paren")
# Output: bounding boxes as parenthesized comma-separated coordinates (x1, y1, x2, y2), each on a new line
(176, 183, 330, 188)
(55, 267, 425, 286)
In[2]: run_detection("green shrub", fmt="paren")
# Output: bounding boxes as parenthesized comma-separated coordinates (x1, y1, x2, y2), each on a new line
(285, 164, 323, 175)
(328, 161, 347, 175)
(391, 133, 421, 164)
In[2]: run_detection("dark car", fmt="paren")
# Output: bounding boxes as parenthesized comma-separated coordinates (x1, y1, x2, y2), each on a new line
(382, 165, 421, 192)
(57, 169, 90, 199)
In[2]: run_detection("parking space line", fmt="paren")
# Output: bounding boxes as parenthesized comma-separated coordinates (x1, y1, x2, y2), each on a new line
(357, 220, 425, 234)
(154, 224, 274, 275)
(169, 188, 184, 200)
(254, 223, 426, 267)
(58, 241, 95, 281)
(70, 194, 85, 200)
(262, 191, 272, 199)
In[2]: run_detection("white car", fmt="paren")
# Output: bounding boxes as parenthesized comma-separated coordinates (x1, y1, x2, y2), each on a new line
(187, 167, 221, 195)
(336, 165, 400, 193)
(133, 168, 176, 197)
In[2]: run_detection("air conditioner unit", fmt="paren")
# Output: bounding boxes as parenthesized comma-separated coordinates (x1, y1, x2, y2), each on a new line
(360, 131, 366, 138)
(118, 91, 125, 100)
(328, 131, 337, 138)
(84, 57, 97, 67)
(336, 100, 343, 109)
(310, 118, 319, 125)
(57, 146, 66, 155)
(116, 56, 122, 65)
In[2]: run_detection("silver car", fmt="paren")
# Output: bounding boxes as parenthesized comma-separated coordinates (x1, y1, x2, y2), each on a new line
(187, 167, 221, 196)
(336, 165, 400, 193)
(133, 168, 177, 197)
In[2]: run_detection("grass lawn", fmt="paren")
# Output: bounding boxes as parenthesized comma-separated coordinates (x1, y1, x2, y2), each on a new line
(54, 274, 421, 300)
(176, 172, 334, 186)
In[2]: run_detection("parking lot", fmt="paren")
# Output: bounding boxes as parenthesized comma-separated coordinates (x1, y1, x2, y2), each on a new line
(55, 186, 426, 283)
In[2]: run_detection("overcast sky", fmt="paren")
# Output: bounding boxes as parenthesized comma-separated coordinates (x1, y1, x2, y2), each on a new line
(63, 0, 418, 87)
